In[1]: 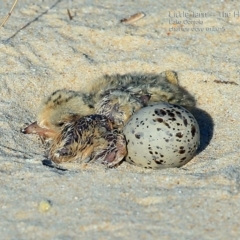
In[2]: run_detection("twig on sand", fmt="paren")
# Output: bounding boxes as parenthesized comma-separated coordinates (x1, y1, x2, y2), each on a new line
(0, 0, 19, 28)
(214, 79, 239, 86)
(67, 9, 73, 20)
(120, 12, 145, 24)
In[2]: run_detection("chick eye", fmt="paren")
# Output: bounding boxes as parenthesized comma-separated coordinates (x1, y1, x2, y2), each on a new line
(56, 122, 64, 127)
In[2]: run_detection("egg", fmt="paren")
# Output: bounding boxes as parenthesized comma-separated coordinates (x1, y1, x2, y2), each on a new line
(123, 103, 200, 169)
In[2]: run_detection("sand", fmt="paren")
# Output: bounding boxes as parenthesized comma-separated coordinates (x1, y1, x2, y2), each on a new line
(0, 0, 240, 239)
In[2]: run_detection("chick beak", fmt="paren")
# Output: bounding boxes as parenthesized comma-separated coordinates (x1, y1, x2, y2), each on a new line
(21, 121, 57, 140)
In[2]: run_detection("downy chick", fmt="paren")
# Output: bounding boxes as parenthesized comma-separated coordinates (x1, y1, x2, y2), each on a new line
(22, 89, 95, 140)
(49, 114, 126, 167)
(22, 90, 127, 166)
(91, 70, 196, 128)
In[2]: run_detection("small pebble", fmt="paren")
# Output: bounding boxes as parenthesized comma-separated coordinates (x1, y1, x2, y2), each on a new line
(38, 200, 52, 213)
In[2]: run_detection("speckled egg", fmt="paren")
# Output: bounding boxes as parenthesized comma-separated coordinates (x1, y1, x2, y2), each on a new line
(123, 103, 200, 169)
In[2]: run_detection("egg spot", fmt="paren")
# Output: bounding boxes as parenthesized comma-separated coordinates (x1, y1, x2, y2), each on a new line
(135, 134, 141, 139)
(156, 118, 163, 123)
(167, 111, 175, 117)
(180, 157, 187, 162)
(179, 149, 186, 154)
(135, 132, 144, 139)
(163, 122, 171, 128)
(176, 132, 183, 138)
(155, 159, 164, 164)
(183, 117, 188, 126)
(191, 125, 196, 137)
(154, 109, 167, 116)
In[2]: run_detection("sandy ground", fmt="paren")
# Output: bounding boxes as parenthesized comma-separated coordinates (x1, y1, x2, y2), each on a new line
(0, 0, 240, 239)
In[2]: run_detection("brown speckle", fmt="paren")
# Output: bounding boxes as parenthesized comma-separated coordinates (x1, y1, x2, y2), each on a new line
(155, 109, 167, 116)
(155, 159, 164, 164)
(191, 125, 196, 137)
(156, 118, 163, 123)
(135, 133, 141, 139)
(180, 157, 186, 162)
(176, 132, 183, 138)
(168, 112, 175, 117)
(176, 111, 181, 115)
(183, 117, 188, 127)
(179, 149, 186, 154)
(163, 122, 171, 128)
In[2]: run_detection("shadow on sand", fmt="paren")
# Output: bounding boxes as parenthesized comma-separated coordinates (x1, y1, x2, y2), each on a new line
(191, 108, 214, 154)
